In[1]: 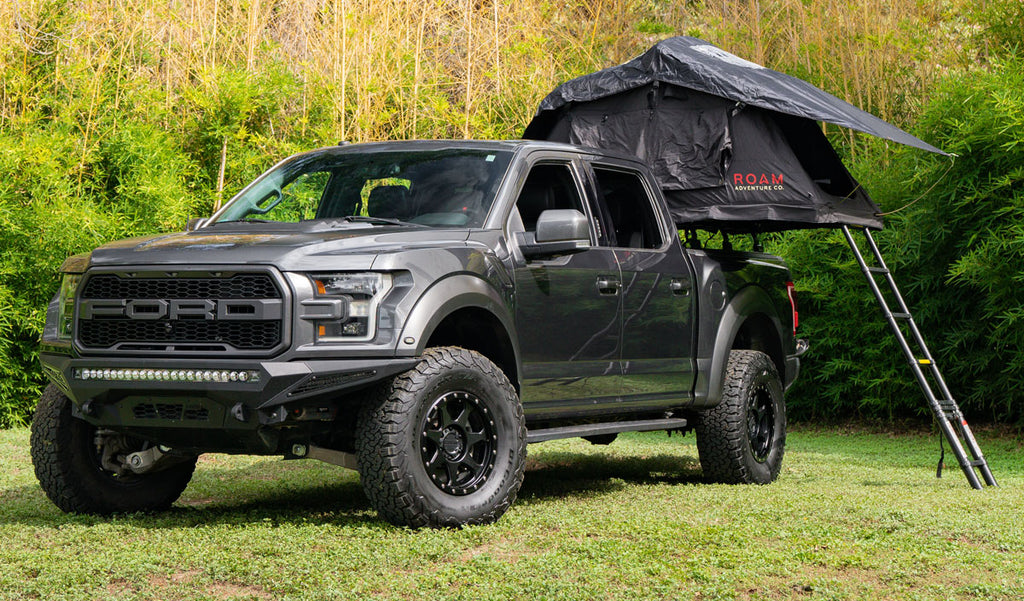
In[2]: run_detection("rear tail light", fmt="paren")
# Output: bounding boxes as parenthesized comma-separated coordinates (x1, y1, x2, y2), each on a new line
(786, 281, 799, 336)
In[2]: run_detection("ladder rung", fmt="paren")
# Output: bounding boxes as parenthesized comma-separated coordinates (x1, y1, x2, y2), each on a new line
(969, 460, 988, 468)
(891, 312, 911, 319)
(917, 359, 932, 365)
(868, 266, 889, 274)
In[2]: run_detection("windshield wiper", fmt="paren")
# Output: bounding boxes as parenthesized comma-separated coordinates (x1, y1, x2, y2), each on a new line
(215, 218, 275, 224)
(339, 215, 414, 227)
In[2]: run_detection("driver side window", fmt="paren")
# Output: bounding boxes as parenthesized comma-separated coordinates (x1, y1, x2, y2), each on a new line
(510, 162, 586, 234)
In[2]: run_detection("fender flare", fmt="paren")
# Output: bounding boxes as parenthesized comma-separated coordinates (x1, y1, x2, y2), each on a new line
(700, 285, 786, 407)
(396, 273, 521, 383)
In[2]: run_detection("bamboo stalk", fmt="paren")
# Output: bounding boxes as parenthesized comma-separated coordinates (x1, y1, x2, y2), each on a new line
(493, 0, 500, 95)
(414, 2, 425, 136)
(215, 137, 228, 211)
(464, 0, 473, 139)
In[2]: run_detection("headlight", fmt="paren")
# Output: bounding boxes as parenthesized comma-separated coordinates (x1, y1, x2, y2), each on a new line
(57, 274, 81, 341)
(310, 273, 392, 341)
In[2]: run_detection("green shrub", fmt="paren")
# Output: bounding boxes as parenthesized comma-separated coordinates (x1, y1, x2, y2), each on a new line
(775, 57, 1024, 424)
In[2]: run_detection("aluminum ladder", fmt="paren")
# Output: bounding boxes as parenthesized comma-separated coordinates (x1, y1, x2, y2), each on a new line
(841, 225, 997, 489)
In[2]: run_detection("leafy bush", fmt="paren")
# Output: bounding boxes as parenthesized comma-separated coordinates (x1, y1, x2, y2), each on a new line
(775, 57, 1024, 424)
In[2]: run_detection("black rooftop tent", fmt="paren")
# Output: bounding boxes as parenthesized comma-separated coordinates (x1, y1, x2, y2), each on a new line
(523, 36, 946, 232)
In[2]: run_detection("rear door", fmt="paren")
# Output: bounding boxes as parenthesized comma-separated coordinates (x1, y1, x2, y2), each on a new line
(584, 161, 695, 405)
(508, 157, 623, 416)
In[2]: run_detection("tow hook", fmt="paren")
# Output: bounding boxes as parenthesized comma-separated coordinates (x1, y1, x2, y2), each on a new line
(125, 446, 169, 474)
(94, 430, 190, 475)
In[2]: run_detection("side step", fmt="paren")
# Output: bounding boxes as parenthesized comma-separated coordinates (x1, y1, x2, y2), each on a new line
(526, 418, 688, 444)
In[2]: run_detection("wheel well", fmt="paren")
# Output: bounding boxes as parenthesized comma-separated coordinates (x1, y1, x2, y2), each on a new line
(424, 307, 519, 392)
(731, 313, 785, 382)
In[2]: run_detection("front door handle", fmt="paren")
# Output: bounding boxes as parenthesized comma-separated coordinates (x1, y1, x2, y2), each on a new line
(670, 279, 691, 296)
(596, 277, 621, 295)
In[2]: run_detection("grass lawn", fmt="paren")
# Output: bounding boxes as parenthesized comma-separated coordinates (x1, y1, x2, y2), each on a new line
(1, 425, 1021, 600)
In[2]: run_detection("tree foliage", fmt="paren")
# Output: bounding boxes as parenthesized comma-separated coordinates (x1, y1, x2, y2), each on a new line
(775, 57, 1024, 423)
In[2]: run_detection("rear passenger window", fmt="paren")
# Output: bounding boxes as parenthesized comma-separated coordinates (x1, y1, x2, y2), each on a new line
(510, 163, 585, 233)
(592, 167, 663, 249)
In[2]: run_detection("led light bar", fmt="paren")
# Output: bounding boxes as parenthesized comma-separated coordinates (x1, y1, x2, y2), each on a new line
(73, 368, 261, 383)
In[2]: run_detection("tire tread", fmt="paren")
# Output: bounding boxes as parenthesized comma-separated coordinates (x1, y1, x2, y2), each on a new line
(355, 347, 525, 528)
(695, 350, 786, 484)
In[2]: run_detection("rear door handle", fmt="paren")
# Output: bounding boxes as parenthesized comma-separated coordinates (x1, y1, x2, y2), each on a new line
(596, 277, 621, 295)
(670, 279, 691, 296)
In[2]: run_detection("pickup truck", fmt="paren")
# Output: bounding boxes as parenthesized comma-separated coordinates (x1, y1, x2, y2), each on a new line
(32, 140, 804, 527)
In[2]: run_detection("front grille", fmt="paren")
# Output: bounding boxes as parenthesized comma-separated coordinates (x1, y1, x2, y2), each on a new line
(79, 320, 281, 350)
(76, 271, 285, 354)
(81, 274, 281, 300)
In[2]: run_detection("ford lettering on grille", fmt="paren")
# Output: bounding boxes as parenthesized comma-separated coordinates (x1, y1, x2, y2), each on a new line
(76, 273, 285, 353)
(80, 299, 282, 321)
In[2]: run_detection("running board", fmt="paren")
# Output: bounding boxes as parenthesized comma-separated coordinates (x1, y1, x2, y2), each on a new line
(526, 418, 689, 444)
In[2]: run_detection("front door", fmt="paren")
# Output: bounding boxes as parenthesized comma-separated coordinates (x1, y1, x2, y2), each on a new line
(510, 160, 623, 417)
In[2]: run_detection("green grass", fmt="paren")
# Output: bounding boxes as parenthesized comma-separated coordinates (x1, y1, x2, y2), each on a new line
(1, 426, 1022, 600)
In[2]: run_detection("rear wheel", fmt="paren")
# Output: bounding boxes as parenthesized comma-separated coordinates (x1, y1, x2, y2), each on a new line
(30, 384, 197, 514)
(695, 350, 786, 484)
(355, 347, 526, 528)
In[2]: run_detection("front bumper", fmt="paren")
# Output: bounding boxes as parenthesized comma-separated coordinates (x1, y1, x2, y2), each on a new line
(39, 352, 418, 452)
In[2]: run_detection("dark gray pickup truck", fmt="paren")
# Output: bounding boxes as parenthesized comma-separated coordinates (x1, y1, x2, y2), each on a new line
(33, 140, 805, 527)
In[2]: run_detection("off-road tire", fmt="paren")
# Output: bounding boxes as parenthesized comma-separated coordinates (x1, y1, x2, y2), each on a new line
(355, 347, 526, 528)
(30, 384, 197, 514)
(695, 350, 786, 484)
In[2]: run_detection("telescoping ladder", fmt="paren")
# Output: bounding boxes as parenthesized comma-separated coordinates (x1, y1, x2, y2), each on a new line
(841, 226, 997, 489)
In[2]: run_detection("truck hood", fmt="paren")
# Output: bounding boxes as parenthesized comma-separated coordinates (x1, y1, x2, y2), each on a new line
(83, 222, 473, 272)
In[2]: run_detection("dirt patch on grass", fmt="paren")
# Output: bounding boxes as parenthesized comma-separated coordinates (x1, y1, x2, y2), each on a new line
(525, 456, 581, 471)
(733, 563, 1014, 600)
(144, 569, 273, 600)
(105, 578, 133, 597)
(178, 496, 215, 506)
(458, 536, 532, 563)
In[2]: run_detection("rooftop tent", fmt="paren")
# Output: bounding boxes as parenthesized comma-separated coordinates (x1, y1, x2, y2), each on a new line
(523, 36, 945, 232)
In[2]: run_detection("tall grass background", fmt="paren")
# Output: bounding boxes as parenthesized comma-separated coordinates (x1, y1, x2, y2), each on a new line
(1, 0, 1021, 426)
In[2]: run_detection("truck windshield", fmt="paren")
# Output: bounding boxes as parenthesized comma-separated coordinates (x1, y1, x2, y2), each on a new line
(212, 148, 514, 228)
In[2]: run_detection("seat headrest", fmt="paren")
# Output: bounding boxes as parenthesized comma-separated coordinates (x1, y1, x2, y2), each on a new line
(368, 185, 410, 219)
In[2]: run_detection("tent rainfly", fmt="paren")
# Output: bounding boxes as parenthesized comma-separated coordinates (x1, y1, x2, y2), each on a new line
(523, 36, 946, 233)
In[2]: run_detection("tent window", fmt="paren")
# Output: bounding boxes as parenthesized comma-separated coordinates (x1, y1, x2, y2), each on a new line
(592, 167, 663, 249)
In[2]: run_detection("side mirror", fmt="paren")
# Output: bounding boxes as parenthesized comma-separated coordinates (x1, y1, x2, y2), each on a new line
(535, 209, 590, 243)
(185, 217, 207, 232)
(517, 209, 592, 259)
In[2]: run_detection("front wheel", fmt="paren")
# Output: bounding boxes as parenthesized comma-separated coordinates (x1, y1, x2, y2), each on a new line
(30, 384, 198, 514)
(695, 350, 786, 484)
(355, 347, 526, 528)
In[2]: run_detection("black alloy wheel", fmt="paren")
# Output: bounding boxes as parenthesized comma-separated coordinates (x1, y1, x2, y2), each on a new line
(746, 383, 775, 463)
(420, 391, 497, 495)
